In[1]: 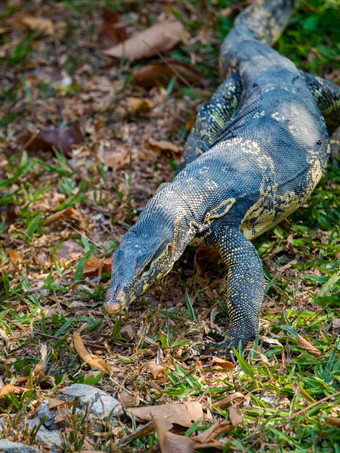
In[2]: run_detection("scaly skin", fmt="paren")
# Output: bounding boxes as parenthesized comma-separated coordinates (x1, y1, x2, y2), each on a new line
(105, 0, 340, 355)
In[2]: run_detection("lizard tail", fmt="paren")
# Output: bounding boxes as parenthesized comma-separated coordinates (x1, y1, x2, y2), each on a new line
(220, 0, 298, 77)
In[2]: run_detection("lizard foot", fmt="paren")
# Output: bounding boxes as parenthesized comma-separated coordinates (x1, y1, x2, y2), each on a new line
(200, 324, 257, 357)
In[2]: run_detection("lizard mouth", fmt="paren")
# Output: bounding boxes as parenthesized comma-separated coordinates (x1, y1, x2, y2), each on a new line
(104, 290, 127, 314)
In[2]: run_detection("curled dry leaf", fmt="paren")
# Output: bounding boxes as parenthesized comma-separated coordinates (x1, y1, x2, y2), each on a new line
(44, 207, 81, 226)
(104, 20, 185, 60)
(9, 12, 54, 35)
(33, 343, 48, 379)
(154, 414, 195, 453)
(126, 97, 153, 115)
(127, 401, 203, 427)
(211, 356, 235, 371)
(0, 384, 26, 398)
(20, 125, 84, 157)
(7, 248, 22, 271)
(213, 391, 244, 409)
(83, 257, 112, 278)
(131, 60, 209, 88)
(193, 420, 234, 450)
(228, 406, 243, 426)
(147, 361, 166, 379)
(98, 9, 127, 48)
(146, 140, 181, 158)
(73, 331, 110, 374)
(297, 335, 322, 358)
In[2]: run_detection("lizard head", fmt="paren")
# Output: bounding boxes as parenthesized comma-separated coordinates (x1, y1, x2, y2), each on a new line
(104, 188, 197, 314)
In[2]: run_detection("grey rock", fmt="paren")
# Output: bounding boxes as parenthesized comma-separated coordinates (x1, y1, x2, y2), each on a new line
(62, 383, 122, 419)
(26, 419, 62, 449)
(0, 440, 36, 453)
(37, 401, 67, 430)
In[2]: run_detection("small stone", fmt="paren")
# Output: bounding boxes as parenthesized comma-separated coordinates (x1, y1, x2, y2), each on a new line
(120, 325, 135, 341)
(62, 384, 122, 419)
(26, 419, 62, 448)
(0, 440, 36, 453)
(38, 401, 67, 430)
(332, 319, 340, 333)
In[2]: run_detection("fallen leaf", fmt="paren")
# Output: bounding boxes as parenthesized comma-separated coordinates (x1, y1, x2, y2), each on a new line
(73, 332, 110, 374)
(7, 248, 22, 271)
(48, 397, 73, 410)
(33, 343, 47, 378)
(0, 384, 26, 398)
(126, 97, 153, 115)
(9, 12, 54, 35)
(56, 240, 84, 260)
(326, 417, 340, 427)
(185, 116, 196, 131)
(127, 401, 203, 427)
(83, 257, 112, 278)
(193, 420, 233, 449)
(20, 125, 84, 157)
(194, 247, 221, 276)
(98, 9, 127, 48)
(154, 415, 195, 453)
(44, 207, 81, 226)
(211, 357, 235, 370)
(228, 406, 243, 426)
(297, 335, 321, 358)
(146, 140, 181, 158)
(131, 60, 209, 88)
(104, 20, 185, 60)
(213, 392, 244, 409)
(97, 141, 131, 169)
(147, 362, 166, 379)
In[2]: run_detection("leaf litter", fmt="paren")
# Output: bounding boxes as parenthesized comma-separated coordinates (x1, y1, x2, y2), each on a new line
(0, 0, 339, 451)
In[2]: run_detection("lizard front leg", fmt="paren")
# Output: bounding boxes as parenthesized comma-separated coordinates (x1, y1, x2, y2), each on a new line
(201, 225, 265, 356)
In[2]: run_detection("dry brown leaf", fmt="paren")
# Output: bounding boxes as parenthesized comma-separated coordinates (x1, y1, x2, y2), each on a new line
(104, 20, 185, 59)
(127, 401, 203, 427)
(73, 332, 110, 374)
(211, 357, 235, 370)
(20, 125, 84, 157)
(44, 207, 81, 226)
(33, 343, 48, 378)
(194, 247, 221, 276)
(228, 406, 243, 426)
(98, 10, 127, 48)
(154, 414, 195, 453)
(7, 248, 22, 271)
(326, 417, 340, 427)
(83, 257, 112, 278)
(9, 12, 54, 35)
(193, 420, 233, 448)
(126, 97, 153, 115)
(297, 335, 321, 358)
(213, 392, 244, 409)
(0, 384, 26, 398)
(56, 240, 84, 260)
(185, 116, 196, 131)
(146, 140, 181, 158)
(97, 142, 131, 169)
(131, 60, 209, 88)
(48, 397, 73, 410)
(147, 362, 166, 379)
